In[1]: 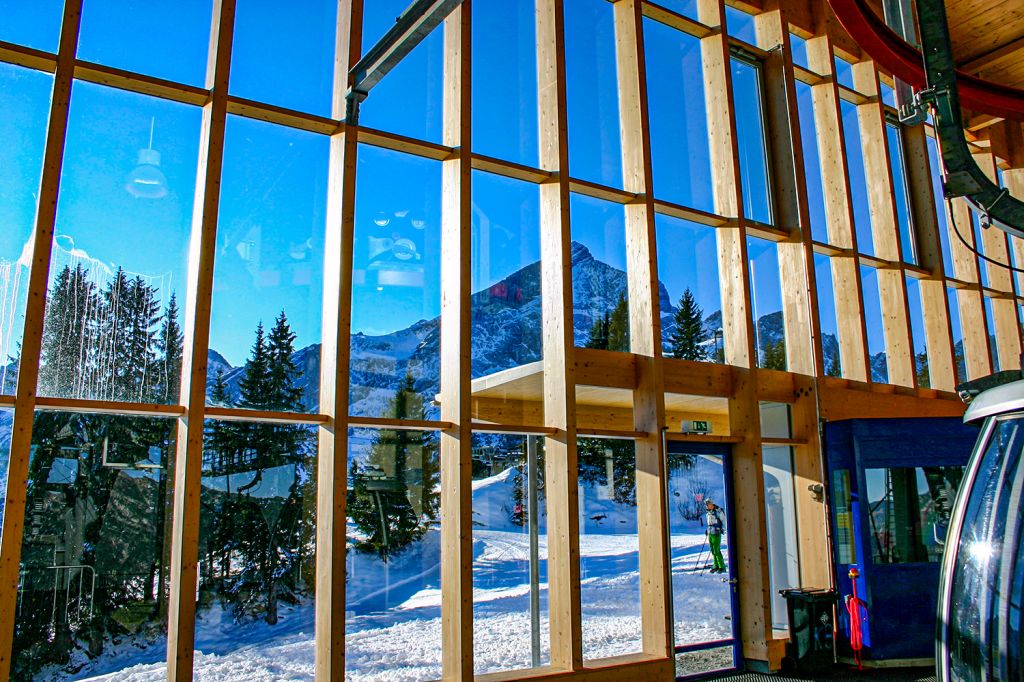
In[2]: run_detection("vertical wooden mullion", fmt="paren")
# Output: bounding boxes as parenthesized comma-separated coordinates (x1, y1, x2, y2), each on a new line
(0, 1, 83, 677)
(440, 4, 474, 680)
(536, 0, 582, 670)
(166, 1, 235, 679)
(851, 61, 914, 386)
(315, 2, 362, 680)
(806, 33, 869, 382)
(701, 0, 772, 667)
(901, 123, 956, 390)
(612, 0, 672, 659)
(755, 3, 818, 377)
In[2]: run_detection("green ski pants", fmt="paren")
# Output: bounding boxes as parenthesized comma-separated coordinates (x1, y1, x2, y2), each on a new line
(708, 533, 726, 571)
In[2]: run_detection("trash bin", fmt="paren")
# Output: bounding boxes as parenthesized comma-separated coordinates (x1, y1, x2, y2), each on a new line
(780, 588, 837, 676)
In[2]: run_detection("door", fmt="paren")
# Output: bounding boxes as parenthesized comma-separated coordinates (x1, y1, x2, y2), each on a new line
(666, 441, 740, 678)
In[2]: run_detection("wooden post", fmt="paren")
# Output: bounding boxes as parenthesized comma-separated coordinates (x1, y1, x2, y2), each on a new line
(536, 0, 583, 669)
(0, 1, 82, 677)
(166, 1, 235, 678)
(613, 0, 672, 659)
(315, 2, 362, 680)
(440, 4, 474, 679)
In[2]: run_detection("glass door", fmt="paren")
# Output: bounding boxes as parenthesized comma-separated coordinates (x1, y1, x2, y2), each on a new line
(666, 441, 740, 678)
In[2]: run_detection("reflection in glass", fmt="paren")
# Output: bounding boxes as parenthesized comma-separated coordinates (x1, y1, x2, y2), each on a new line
(984, 296, 1000, 372)
(656, 216, 723, 362)
(797, 81, 828, 243)
(724, 6, 758, 46)
(471, 172, 542, 379)
(860, 266, 888, 383)
(0, 0, 64, 53)
(815, 255, 843, 378)
(14, 414, 176, 679)
(0, 64, 51, 395)
(579, 438, 641, 660)
(834, 55, 856, 90)
(864, 465, 963, 564)
(731, 58, 773, 224)
(764, 445, 798, 629)
(39, 83, 199, 404)
(570, 195, 629, 351)
(229, 0, 337, 115)
(887, 123, 917, 264)
(472, 434, 549, 674)
(905, 276, 930, 388)
(360, 3, 443, 144)
(565, 0, 623, 188)
(948, 287, 968, 382)
(472, 0, 538, 166)
(842, 101, 874, 255)
(195, 421, 317, 675)
(346, 427, 442, 679)
(747, 238, 786, 370)
(0, 409, 10, 526)
(350, 146, 441, 420)
(78, 0, 212, 86)
(927, 134, 955, 276)
(645, 19, 714, 213)
(668, 447, 732, 649)
(209, 116, 328, 414)
(790, 34, 809, 71)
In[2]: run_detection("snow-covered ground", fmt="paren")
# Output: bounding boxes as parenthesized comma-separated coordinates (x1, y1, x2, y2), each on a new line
(68, 457, 732, 681)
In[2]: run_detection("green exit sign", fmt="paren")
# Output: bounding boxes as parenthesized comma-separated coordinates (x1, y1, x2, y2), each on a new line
(684, 420, 711, 434)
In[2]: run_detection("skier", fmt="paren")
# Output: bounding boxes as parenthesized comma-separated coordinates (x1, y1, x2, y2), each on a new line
(704, 498, 727, 574)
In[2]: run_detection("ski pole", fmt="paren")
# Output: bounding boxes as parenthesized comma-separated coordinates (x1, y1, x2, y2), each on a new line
(695, 535, 708, 574)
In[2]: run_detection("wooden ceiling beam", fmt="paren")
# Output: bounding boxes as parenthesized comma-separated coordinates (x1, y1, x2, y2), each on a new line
(959, 33, 1024, 74)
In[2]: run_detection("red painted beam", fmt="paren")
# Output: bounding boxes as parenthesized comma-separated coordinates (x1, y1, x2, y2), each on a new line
(828, 0, 1024, 121)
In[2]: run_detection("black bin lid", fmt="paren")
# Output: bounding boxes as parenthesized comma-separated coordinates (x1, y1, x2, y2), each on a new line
(779, 587, 838, 601)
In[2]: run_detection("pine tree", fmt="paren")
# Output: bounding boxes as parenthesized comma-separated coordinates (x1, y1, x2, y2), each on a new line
(760, 337, 787, 371)
(577, 437, 636, 506)
(915, 350, 930, 388)
(156, 293, 184, 404)
(584, 312, 610, 350)
(607, 292, 630, 352)
(39, 264, 101, 399)
(824, 342, 842, 378)
(668, 288, 708, 361)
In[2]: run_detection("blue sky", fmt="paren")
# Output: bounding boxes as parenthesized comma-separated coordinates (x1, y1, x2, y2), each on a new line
(0, 0, 898, 374)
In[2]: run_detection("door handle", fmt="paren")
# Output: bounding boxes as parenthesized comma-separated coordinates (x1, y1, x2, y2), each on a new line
(722, 578, 738, 585)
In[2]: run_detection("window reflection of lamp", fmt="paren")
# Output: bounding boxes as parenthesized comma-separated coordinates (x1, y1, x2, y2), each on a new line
(125, 118, 169, 199)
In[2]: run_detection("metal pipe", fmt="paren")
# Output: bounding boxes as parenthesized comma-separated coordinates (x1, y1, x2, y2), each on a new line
(527, 435, 541, 667)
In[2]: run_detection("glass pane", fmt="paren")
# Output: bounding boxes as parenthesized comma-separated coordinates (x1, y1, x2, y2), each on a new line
(571, 194, 628, 351)
(472, 0, 537, 166)
(732, 58, 773, 224)
(949, 418, 1024, 681)
(668, 447, 732, 647)
(657, 0, 699, 21)
(0, 0, 64, 52)
(0, 409, 10, 527)
(676, 645, 735, 677)
(984, 296, 1000, 372)
(13, 413, 176, 678)
(865, 465, 964, 564)
(39, 82, 200, 403)
(759, 402, 791, 439)
(790, 33, 809, 71)
(815, 254, 842, 377)
(948, 287, 967, 382)
(972, 211, 990, 288)
(834, 54, 855, 90)
(887, 123, 917, 264)
(350, 146, 441, 419)
(359, 15, 443, 144)
(842, 100, 874, 255)
(764, 445, 799, 629)
(796, 81, 828, 243)
(229, 0, 337, 115)
(747, 237, 786, 370)
(208, 116, 329, 414)
(656, 216, 723, 362)
(880, 81, 896, 109)
(471, 171, 542, 382)
(565, 0, 623, 188)
(725, 6, 757, 46)
(195, 421, 317, 676)
(645, 18, 714, 213)
(0, 64, 52, 395)
(832, 469, 856, 565)
(579, 438, 641, 660)
(346, 427, 442, 679)
(78, 0, 212, 86)
(472, 434, 550, 674)
(860, 266, 888, 383)
(927, 133, 955, 276)
(905, 276, 930, 388)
